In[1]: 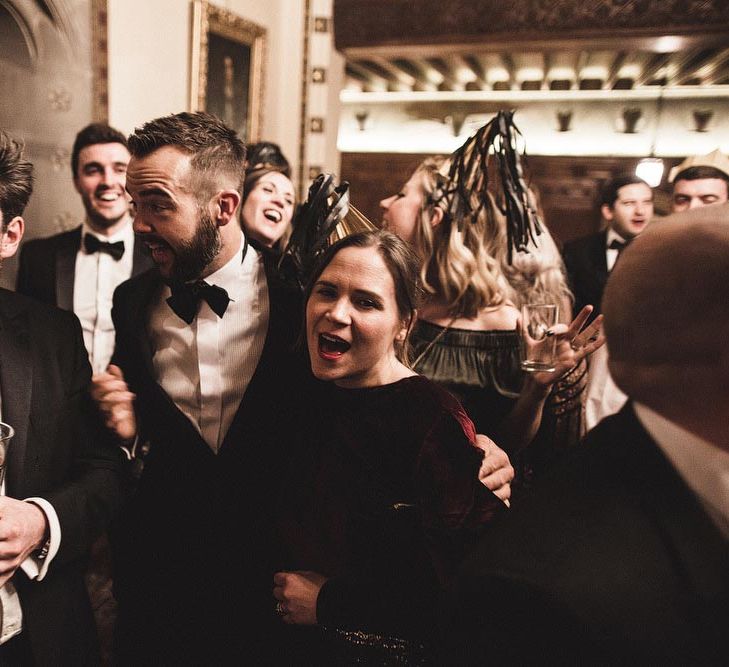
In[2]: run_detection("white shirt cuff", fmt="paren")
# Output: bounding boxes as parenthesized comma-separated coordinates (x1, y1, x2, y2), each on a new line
(19, 497, 61, 581)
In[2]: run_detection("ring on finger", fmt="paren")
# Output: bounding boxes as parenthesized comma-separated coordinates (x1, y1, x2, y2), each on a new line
(275, 601, 286, 616)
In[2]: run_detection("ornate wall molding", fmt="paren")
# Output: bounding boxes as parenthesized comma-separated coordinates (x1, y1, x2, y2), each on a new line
(298, 0, 334, 199)
(91, 0, 108, 121)
(335, 0, 729, 52)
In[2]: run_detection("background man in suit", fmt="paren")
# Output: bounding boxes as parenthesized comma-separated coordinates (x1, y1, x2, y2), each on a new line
(564, 174, 654, 429)
(446, 205, 729, 664)
(0, 131, 123, 664)
(16, 123, 153, 374)
(669, 148, 729, 213)
(562, 174, 653, 319)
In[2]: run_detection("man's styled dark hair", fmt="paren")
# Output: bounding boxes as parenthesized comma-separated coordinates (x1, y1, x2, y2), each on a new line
(128, 112, 247, 195)
(600, 174, 652, 209)
(673, 165, 729, 186)
(0, 131, 34, 229)
(71, 123, 128, 177)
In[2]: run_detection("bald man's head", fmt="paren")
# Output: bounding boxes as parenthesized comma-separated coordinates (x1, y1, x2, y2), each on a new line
(604, 204, 729, 441)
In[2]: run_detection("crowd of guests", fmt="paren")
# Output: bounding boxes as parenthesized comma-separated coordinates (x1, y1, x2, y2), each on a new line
(0, 110, 725, 665)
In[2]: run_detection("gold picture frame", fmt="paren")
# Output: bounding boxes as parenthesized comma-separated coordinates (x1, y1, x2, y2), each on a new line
(189, 0, 266, 142)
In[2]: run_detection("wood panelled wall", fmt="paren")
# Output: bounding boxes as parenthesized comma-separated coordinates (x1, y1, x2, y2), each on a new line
(341, 153, 681, 246)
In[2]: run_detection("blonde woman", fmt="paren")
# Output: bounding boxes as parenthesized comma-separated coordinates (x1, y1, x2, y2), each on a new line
(380, 156, 602, 460)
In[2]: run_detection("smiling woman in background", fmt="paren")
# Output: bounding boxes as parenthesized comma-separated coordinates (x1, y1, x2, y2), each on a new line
(240, 166, 296, 251)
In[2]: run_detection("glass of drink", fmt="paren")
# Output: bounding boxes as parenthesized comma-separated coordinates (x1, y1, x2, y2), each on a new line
(520, 304, 558, 373)
(0, 422, 14, 488)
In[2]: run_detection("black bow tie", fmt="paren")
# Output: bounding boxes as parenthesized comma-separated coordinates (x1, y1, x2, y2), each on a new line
(167, 280, 230, 324)
(608, 238, 630, 252)
(84, 234, 125, 260)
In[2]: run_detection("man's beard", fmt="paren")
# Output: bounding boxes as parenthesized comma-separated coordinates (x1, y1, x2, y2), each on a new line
(169, 209, 222, 283)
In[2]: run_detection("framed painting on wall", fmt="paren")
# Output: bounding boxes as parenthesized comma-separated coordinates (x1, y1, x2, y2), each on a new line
(190, 0, 266, 142)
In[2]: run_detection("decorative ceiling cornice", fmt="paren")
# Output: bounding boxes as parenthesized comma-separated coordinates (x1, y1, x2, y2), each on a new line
(334, 0, 729, 52)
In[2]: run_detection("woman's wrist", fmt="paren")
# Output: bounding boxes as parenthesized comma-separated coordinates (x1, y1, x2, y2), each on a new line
(522, 374, 552, 401)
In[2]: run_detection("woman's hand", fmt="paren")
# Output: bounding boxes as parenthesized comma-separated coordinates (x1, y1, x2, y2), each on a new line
(532, 305, 605, 387)
(273, 570, 328, 625)
(474, 434, 513, 506)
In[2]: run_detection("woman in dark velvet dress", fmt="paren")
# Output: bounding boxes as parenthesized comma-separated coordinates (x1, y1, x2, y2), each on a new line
(273, 231, 504, 663)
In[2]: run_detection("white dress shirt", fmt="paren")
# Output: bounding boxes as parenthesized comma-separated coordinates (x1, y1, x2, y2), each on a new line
(74, 219, 135, 374)
(634, 402, 729, 539)
(605, 228, 628, 272)
(0, 399, 61, 645)
(149, 235, 269, 452)
(583, 230, 630, 430)
(584, 343, 627, 431)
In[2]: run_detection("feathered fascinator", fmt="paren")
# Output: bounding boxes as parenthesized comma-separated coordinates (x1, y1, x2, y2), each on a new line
(245, 141, 291, 176)
(434, 110, 542, 263)
(279, 174, 376, 289)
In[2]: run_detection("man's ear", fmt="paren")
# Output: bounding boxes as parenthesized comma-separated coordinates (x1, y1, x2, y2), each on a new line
(1, 216, 25, 259)
(601, 203, 614, 222)
(215, 190, 241, 226)
(430, 206, 444, 228)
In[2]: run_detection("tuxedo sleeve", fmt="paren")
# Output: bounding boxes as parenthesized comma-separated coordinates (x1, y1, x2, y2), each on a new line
(40, 312, 125, 568)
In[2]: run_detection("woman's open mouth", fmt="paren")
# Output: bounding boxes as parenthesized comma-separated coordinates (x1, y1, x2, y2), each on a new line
(318, 332, 351, 359)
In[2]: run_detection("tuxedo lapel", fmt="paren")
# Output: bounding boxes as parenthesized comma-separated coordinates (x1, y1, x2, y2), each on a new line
(0, 293, 33, 495)
(590, 230, 609, 281)
(55, 227, 81, 311)
(219, 256, 301, 453)
(126, 273, 159, 380)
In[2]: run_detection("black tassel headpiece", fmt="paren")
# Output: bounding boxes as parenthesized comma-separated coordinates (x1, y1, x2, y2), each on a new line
(434, 110, 542, 263)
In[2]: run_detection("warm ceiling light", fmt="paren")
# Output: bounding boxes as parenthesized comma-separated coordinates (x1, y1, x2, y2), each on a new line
(636, 157, 664, 187)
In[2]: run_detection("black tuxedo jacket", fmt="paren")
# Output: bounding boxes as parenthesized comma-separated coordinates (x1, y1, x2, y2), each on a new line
(562, 230, 608, 318)
(109, 255, 311, 664)
(445, 403, 728, 665)
(15, 225, 154, 310)
(0, 289, 124, 665)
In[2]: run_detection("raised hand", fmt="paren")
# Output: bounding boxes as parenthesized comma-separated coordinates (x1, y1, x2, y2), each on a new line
(91, 364, 137, 443)
(532, 305, 605, 387)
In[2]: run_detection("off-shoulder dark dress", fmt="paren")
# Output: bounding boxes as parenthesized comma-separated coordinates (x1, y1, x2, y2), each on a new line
(278, 375, 504, 663)
(410, 320, 523, 438)
(410, 319, 587, 487)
